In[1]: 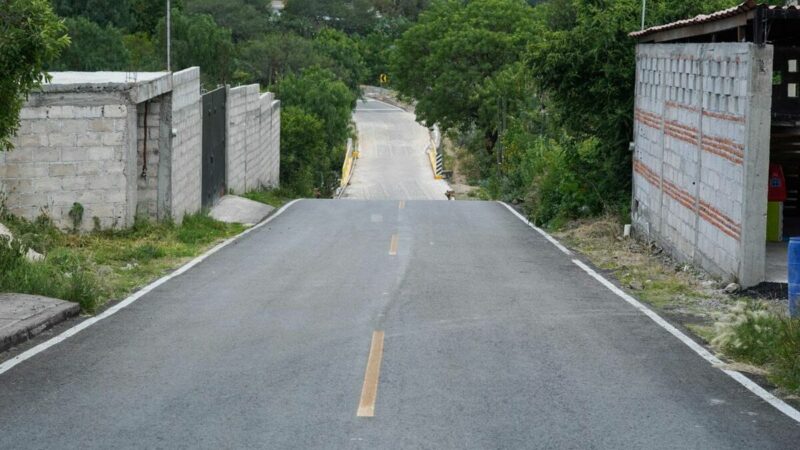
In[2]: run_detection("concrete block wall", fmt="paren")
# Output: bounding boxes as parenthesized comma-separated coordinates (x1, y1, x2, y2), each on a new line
(136, 96, 170, 219)
(170, 68, 203, 222)
(267, 98, 281, 187)
(226, 85, 255, 194)
(225, 85, 280, 194)
(2, 102, 133, 230)
(632, 43, 773, 286)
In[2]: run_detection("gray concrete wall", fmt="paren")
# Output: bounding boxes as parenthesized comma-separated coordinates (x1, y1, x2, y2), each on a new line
(0, 70, 207, 231)
(169, 68, 203, 222)
(1, 68, 277, 230)
(226, 85, 280, 194)
(632, 43, 773, 286)
(268, 98, 281, 187)
(2, 100, 134, 230)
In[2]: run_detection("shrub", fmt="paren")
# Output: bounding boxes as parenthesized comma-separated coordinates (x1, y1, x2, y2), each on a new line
(713, 302, 800, 393)
(712, 303, 784, 365)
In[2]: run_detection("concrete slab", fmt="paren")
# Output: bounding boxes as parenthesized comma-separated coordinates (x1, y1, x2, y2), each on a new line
(766, 241, 788, 283)
(41, 71, 173, 103)
(209, 195, 274, 225)
(0, 294, 80, 353)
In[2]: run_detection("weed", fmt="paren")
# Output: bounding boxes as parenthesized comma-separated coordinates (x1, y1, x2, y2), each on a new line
(243, 187, 297, 208)
(1, 211, 243, 314)
(712, 302, 783, 365)
(68, 202, 84, 232)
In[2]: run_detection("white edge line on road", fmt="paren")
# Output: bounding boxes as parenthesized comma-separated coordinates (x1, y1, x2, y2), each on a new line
(0, 199, 303, 376)
(499, 201, 800, 424)
(498, 202, 572, 255)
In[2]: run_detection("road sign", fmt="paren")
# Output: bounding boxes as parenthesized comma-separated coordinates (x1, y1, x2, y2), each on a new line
(379, 73, 389, 85)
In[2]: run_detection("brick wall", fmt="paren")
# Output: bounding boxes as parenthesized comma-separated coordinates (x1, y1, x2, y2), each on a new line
(170, 68, 202, 222)
(632, 43, 773, 286)
(2, 102, 133, 230)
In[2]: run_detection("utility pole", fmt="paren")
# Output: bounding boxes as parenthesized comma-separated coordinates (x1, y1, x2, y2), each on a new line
(640, 0, 647, 30)
(166, 0, 172, 72)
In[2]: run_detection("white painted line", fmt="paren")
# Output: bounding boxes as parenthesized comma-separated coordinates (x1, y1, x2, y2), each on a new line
(571, 259, 800, 424)
(500, 200, 800, 423)
(0, 199, 302, 376)
(498, 202, 572, 255)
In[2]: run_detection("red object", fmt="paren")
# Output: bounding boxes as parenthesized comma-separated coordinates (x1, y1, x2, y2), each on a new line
(769, 163, 787, 202)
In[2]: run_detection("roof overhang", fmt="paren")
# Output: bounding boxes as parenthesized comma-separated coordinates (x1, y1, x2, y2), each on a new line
(630, 1, 800, 44)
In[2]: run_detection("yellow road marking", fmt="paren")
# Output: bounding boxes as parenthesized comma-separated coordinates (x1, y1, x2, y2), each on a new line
(357, 331, 385, 417)
(389, 234, 399, 256)
(399, 200, 405, 209)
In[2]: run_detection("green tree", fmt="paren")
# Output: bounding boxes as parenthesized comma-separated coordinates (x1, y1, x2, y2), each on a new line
(123, 32, 162, 71)
(51, 0, 136, 30)
(157, 8, 234, 87)
(391, 0, 536, 154)
(372, 0, 430, 19)
(236, 32, 328, 87)
(358, 16, 411, 83)
(279, 106, 331, 195)
(313, 28, 367, 93)
(276, 67, 356, 150)
(50, 17, 131, 71)
(283, 0, 378, 35)
(527, 0, 745, 212)
(0, 0, 69, 151)
(186, 0, 274, 42)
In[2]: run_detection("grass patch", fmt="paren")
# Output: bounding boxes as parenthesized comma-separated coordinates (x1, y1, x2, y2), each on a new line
(1, 211, 245, 314)
(242, 187, 298, 208)
(713, 303, 800, 392)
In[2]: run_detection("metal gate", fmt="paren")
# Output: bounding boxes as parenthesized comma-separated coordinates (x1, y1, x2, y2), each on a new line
(202, 87, 227, 208)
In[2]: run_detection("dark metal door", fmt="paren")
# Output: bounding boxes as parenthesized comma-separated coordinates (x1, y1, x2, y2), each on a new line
(202, 87, 227, 208)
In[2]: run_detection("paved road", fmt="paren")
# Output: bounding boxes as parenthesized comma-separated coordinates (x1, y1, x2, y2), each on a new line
(343, 99, 450, 200)
(1, 200, 798, 448)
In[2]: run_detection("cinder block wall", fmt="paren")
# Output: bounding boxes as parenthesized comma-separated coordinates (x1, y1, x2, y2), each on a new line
(268, 99, 281, 187)
(170, 68, 203, 222)
(136, 95, 171, 219)
(226, 85, 254, 194)
(2, 102, 132, 230)
(226, 85, 280, 194)
(632, 43, 773, 286)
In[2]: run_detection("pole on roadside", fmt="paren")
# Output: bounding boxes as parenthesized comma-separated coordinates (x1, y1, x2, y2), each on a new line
(166, 0, 172, 72)
(641, 0, 647, 30)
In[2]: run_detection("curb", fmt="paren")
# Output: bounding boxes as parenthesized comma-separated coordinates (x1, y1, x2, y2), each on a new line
(0, 295, 80, 354)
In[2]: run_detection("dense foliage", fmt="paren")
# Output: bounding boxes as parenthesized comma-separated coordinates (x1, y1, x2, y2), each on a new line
(392, 0, 752, 226)
(0, 0, 69, 152)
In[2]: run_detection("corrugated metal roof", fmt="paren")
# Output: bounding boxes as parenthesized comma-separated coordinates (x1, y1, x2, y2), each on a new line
(630, 1, 800, 39)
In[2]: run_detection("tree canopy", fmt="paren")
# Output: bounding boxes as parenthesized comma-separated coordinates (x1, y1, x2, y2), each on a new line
(1, 0, 69, 151)
(391, 0, 536, 152)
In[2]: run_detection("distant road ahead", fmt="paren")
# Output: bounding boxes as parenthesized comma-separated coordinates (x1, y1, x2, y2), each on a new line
(343, 98, 450, 200)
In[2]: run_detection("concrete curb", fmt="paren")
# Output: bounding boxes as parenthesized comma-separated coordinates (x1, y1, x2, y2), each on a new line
(0, 294, 81, 353)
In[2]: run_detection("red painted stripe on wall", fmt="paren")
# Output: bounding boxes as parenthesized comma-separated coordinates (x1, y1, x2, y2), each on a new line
(633, 158, 741, 241)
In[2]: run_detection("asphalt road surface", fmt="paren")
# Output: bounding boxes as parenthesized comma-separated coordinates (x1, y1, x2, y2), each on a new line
(1, 200, 799, 449)
(343, 99, 450, 200)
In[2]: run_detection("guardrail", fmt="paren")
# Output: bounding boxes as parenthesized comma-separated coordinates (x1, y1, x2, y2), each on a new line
(427, 125, 444, 180)
(337, 138, 357, 197)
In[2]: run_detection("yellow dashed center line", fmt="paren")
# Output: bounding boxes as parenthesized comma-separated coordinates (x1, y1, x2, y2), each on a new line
(389, 234, 399, 256)
(399, 200, 405, 209)
(357, 331, 385, 417)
